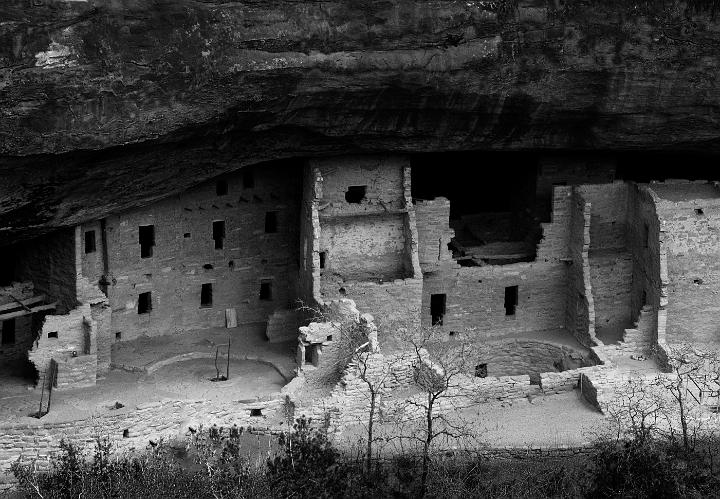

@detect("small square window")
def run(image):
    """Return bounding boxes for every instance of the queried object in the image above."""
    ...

[84,230,97,254]
[259,280,273,301]
[47,331,58,339]
[345,185,367,204]
[265,212,278,233]
[138,292,152,314]
[115,332,122,342]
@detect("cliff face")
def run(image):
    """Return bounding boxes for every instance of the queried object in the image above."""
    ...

[2,0,720,242]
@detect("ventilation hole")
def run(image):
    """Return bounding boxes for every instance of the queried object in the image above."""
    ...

[695,208,704,216]
[184,233,191,238]
[326,335,333,341]
[115,332,122,341]
[123,429,129,438]
[338,287,346,296]
[250,409,262,417]
[229,260,235,268]
[203,264,214,270]
[694,278,704,285]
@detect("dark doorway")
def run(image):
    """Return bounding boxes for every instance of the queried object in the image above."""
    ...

[84,230,96,254]
[213,221,225,249]
[201,283,213,308]
[430,294,446,326]
[1,319,15,345]
[265,212,278,233]
[260,280,273,301]
[504,286,518,316]
[138,292,152,314]
[139,225,155,258]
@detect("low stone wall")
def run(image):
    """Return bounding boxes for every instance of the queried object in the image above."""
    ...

[0,396,286,480]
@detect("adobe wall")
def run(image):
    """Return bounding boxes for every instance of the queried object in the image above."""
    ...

[650,181,720,345]
[311,156,407,217]
[420,187,573,338]
[575,183,629,251]
[14,229,77,314]
[104,164,302,341]
[415,197,455,272]
[565,192,594,347]
[27,302,97,387]
[535,156,616,220]
[320,277,423,336]
[79,220,105,288]
[627,185,662,335]
[298,165,322,305]
[319,214,408,280]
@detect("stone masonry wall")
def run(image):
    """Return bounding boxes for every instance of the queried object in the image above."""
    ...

[414,197,455,272]
[565,191,595,347]
[650,181,720,345]
[0,396,286,480]
[575,182,629,251]
[311,156,407,218]
[319,214,408,280]
[420,187,573,338]
[105,163,302,341]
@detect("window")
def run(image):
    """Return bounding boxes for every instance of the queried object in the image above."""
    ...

[319,251,327,269]
[184,232,191,239]
[265,211,278,233]
[243,169,255,188]
[475,363,488,378]
[259,280,273,301]
[430,294,446,326]
[84,230,96,254]
[115,332,122,342]
[213,221,225,249]
[504,285,518,316]
[304,345,314,364]
[1,319,15,345]
[216,180,228,196]
[201,283,213,307]
[47,331,58,339]
[345,185,367,204]
[137,292,152,314]
[695,208,704,216]
[139,225,155,258]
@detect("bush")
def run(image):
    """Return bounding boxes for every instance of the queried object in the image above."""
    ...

[589,438,718,499]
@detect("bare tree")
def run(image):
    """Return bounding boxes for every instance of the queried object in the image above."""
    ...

[653,343,720,450]
[397,326,479,498]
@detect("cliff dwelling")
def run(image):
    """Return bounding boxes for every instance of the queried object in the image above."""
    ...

[5,0,720,489]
